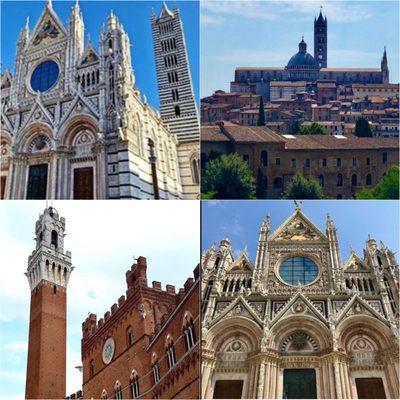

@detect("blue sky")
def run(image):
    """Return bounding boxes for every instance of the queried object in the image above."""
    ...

[202,200,399,263]
[0,200,199,399]
[0,0,199,109]
[201,0,399,96]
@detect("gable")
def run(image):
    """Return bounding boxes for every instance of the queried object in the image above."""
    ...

[270,209,327,242]
[79,44,99,67]
[227,252,253,273]
[29,4,67,49]
[344,252,370,272]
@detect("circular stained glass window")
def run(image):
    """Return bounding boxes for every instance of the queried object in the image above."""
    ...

[30,60,59,92]
[279,257,319,286]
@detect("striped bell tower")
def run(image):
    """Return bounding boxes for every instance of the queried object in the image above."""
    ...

[151,2,200,199]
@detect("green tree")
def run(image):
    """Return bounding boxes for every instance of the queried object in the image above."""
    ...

[202,154,256,199]
[290,120,301,135]
[257,96,265,126]
[356,166,399,199]
[299,122,327,135]
[354,117,373,137]
[284,174,324,199]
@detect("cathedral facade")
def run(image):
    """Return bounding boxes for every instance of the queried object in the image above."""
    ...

[201,205,399,399]
[230,11,390,100]
[0,1,199,199]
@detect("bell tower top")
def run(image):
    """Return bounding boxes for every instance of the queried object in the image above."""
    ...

[27,206,72,291]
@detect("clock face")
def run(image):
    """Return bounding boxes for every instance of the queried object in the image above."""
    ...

[102,337,115,365]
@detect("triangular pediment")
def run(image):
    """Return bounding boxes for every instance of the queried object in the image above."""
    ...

[227,251,253,273]
[59,93,99,128]
[29,3,67,48]
[79,43,99,66]
[335,295,389,326]
[344,252,370,272]
[269,207,327,242]
[20,97,54,131]
[211,296,263,328]
[271,292,328,327]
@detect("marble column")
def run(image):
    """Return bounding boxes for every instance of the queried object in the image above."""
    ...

[257,362,265,399]
[333,358,343,399]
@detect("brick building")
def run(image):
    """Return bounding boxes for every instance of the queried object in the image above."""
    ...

[201,123,398,199]
[79,257,200,399]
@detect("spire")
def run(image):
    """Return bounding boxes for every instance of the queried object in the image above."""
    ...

[25,16,30,31]
[108,9,118,30]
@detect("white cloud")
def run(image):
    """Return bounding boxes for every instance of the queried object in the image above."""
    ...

[201,13,225,26]
[201,0,373,23]
[0,201,200,397]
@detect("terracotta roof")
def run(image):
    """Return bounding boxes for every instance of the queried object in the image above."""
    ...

[284,135,398,150]
[201,125,285,144]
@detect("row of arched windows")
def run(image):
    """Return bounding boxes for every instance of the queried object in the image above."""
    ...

[345,278,375,292]
[158,22,174,34]
[164,54,178,68]
[167,71,179,84]
[222,278,252,293]
[161,38,176,52]
[77,70,100,89]
[98,314,197,399]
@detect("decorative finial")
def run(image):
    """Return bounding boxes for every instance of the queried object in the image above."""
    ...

[350,245,354,254]
[294,200,302,210]
[25,16,30,30]
[46,0,52,8]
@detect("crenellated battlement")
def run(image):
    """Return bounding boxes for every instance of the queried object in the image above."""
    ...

[82,258,199,341]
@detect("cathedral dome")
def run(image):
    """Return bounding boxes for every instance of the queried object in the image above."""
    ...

[287,37,317,68]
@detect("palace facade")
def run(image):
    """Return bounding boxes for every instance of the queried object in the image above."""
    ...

[201,205,399,399]
[1,1,199,199]
[201,123,399,199]
[230,11,390,100]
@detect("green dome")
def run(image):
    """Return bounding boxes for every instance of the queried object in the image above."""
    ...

[287,38,317,68]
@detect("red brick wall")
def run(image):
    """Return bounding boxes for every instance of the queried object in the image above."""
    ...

[26,281,66,399]
[81,263,199,399]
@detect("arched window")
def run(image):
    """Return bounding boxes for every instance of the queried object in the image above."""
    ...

[273,177,283,189]
[191,158,200,184]
[89,359,95,378]
[351,174,357,186]
[183,312,196,351]
[130,370,140,398]
[165,335,176,369]
[318,175,324,187]
[152,358,160,384]
[114,381,122,400]
[174,105,181,116]
[336,174,343,187]
[51,230,58,248]
[127,326,134,346]
[260,150,268,166]
[366,173,372,186]
[101,389,108,400]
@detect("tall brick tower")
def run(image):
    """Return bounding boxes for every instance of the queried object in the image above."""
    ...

[314,8,327,68]
[25,206,73,399]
